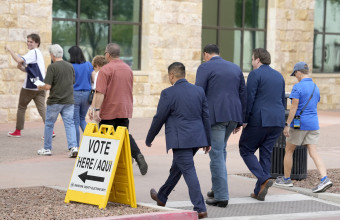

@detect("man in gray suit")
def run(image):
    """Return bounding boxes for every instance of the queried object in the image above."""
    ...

[196,44,247,207]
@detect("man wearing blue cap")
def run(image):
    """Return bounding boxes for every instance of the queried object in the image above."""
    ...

[274,62,333,193]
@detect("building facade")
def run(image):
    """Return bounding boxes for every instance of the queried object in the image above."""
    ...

[0,0,339,123]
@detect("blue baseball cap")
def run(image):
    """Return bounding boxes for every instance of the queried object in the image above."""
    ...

[291,62,309,76]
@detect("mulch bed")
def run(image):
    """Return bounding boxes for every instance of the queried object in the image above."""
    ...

[0,186,161,220]
[238,169,340,193]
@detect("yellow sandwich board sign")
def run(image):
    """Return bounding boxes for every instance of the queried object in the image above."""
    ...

[64,123,137,209]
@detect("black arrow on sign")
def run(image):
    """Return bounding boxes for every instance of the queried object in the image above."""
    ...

[78,171,105,183]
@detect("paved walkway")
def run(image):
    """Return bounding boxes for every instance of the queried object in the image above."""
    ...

[1,111,340,219]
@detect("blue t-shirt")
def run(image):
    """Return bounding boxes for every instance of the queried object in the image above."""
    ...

[289,78,320,130]
[72,61,93,91]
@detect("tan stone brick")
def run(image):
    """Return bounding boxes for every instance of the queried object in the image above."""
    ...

[2,68,18,81]
[8,29,29,42]
[0,54,9,68]
[150,83,168,95]
[277,0,286,8]
[296,10,308,20]
[133,75,149,83]
[24,4,51,17]
[0,28,9,41]
[178,14,201,26]
[285,9,292,20]
[192,50,201,60]
[0,15,18,28]
[10,3,24,14]
[0,1,9,14]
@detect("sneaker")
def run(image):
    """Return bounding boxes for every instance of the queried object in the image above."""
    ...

[37,148,52,156]
[312,177,333,193]
[41,131,56,140]
[136,154,148,175]
[275,176,293,187]
[8,129,21,137]
[69,147,79,158]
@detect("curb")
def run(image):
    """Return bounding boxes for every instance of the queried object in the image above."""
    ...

[47,186,197,220]
[273,185,340,204]
[79,210,198,220]
[233,176,340,205]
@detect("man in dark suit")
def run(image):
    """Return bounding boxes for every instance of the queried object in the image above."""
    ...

[239,48,285,201]
[146,62,211,219]
[195,44,247,207]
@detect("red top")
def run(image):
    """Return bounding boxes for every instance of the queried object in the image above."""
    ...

[96,59,133,120]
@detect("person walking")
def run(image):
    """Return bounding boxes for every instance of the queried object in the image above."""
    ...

[5,33,55,138]
[146,62,211,219]
[88,55,107,118]
[89,43,148,175]
[37,44,78,157]
[195,44,247,207]
[68,46,93,146]
[274,62,333,193]
[239,48,285,201]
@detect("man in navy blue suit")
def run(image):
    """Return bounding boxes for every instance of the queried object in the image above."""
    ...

[146,62,211,219]
[239,48,285,201]
[196,44,247,207]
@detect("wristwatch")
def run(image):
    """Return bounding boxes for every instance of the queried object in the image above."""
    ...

[285,122,288,126]
[95,108,100,111]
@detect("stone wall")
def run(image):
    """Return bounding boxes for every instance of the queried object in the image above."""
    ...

[133,0,203,117]
[1,0,339,124]
[0,0,52,123]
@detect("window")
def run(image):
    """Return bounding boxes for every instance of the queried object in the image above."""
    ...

[202,0,267,72]
[313,0,340,73]
[52,0,142,70]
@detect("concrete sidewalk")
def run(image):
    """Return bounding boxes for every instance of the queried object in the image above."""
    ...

[1,111,340,219]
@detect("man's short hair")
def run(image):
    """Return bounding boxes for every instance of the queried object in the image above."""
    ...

[253,48,271,65]
[27,33,40,47]
[49,44,63,58]
[168,62,186,78]
[299,69,309,74]
[203,44,219,55]
[92,55,107,67]
[106,43,120,58]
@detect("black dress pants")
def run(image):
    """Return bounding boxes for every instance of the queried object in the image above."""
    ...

[99,118,141,159]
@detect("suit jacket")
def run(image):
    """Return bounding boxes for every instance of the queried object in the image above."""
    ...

[245,64,285,127]
[195,56,247,126]
[146,79,211,152]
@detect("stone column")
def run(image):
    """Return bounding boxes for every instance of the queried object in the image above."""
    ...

[133,0,203,117]
[267,0,315,86]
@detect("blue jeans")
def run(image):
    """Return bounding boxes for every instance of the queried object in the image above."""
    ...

[209,121,238,201]
[44,104,78,150]
[73,90,91,146]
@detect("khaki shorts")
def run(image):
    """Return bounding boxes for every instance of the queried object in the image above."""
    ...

[286,128,320,145]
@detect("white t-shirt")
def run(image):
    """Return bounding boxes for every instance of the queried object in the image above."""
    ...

[21,48,45,90]
[92,70,99,90]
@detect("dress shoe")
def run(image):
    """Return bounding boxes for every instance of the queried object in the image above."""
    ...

[198,211,208,219]
[207,191,214,198]
[257,179,274,201]
[206,198,228,207]
[150,188,165,206]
